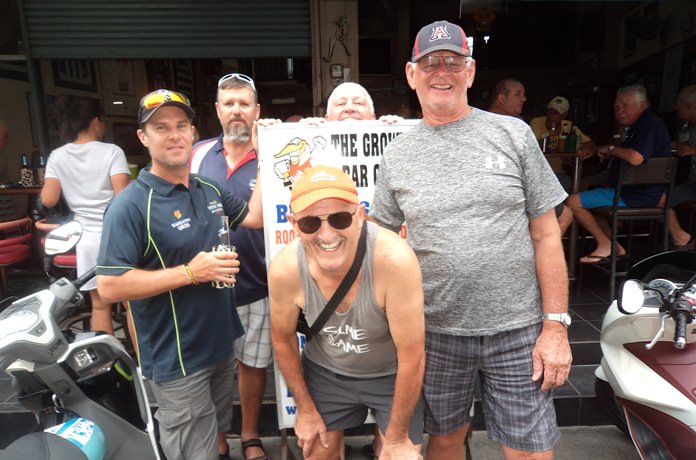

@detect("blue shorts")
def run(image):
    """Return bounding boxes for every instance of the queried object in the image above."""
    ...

[423,324,560,452]
[579,187,627,209]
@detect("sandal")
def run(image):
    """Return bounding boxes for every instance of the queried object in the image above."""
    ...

[241,438,270,460]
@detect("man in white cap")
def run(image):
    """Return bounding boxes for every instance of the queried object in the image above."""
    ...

[530,96,595,159]
[371,19,572,460]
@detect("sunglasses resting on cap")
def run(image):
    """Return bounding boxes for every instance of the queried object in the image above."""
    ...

[138,89,195,124]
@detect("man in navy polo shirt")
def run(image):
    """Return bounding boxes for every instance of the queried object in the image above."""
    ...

[190,72,276,460]
[567,84,672,263]
[96,89,263,460]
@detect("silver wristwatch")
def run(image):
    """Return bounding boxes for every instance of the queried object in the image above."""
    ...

[542,312,572,328]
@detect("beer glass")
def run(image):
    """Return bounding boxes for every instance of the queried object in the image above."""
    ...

[212,215,235,289]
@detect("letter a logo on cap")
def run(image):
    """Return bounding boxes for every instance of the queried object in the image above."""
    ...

[430,25,451,41]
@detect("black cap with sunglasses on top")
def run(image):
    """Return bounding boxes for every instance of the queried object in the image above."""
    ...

[411,20,470,62]
[138,89,195,125]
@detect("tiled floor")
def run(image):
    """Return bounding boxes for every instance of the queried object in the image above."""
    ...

[0,260,622,446]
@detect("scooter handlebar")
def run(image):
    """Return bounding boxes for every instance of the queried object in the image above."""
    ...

[673,301,691,349]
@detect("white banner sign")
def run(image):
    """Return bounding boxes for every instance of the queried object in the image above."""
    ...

[258,120,417,429]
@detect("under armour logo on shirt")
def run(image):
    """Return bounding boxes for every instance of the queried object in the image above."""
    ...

[485,155,506,169]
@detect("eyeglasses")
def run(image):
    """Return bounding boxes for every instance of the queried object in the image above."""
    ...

[295,209,357,234]
[217,73,256,91]
[416,55,470,73]
[140,90,191,110]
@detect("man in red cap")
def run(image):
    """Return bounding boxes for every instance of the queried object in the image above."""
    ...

[371,20,571,460]
[269,165,425,460]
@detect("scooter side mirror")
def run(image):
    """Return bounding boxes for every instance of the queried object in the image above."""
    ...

[618,279,645,314]
[44,221,82,256]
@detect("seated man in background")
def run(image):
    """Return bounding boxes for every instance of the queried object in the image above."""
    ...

[666,84,696,249]
[530,96,596,159]
[566,84,672,263]
[487,78,527,118]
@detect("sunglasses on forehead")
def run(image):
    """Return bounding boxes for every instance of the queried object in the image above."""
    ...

[141,90,191,110]
[217,73,256,90]
[295,209,358,234]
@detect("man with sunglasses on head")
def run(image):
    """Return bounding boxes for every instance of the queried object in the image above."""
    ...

[190,72,277,460]
[96,89,263,460]
[269,165,425,460]
[370,21,571,460]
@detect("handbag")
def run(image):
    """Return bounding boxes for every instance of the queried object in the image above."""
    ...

[296,223,368,342]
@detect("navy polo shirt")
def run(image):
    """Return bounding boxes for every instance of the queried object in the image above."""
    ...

[97,169,246,382]
[608,109,671,207]
[192,136,267,306]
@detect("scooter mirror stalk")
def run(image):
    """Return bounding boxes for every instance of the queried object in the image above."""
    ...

[618,279,645,314]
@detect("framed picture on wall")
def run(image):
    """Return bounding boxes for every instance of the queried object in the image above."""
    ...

[102,60,136,96]
[52,60,98,92]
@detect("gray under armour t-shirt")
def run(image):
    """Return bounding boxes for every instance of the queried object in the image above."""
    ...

[371,108,567,336]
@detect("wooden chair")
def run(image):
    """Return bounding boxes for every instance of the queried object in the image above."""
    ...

[0,217,33,296]
[580,157,678,298]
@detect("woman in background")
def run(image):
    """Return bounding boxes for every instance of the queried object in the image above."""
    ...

[41,95,130,334]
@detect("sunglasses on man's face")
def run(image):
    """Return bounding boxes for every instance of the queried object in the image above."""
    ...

[295,209,358,234]
[217,73,256,91]
[417,55,470,73]
[141,90,191,110]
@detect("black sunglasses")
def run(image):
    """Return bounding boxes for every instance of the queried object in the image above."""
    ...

[295,209,357,234]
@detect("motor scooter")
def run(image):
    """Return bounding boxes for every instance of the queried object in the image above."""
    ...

[0,221,159,460]
[595,250,696,460]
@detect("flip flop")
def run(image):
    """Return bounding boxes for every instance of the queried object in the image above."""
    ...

[580,255,610,264]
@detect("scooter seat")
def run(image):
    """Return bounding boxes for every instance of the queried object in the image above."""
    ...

[0,431,90,460]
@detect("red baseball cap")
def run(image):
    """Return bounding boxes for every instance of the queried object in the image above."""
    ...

[411,20,470,62]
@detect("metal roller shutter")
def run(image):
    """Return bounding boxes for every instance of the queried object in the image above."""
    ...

[21,0,310,59]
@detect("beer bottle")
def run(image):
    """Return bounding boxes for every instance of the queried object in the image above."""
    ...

[19,154,34,187]
[36,154,46,185]
[678,121,690,143]
[547,122,559,154]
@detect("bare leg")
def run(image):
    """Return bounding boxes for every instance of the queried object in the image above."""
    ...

[502,445,553,460]
[239,362,267,459]
[426,424,469,460]
[668,208,692,246]
[304,430,344,460]
[566,194,624,261]
[557,205,573,235]
[218,432,229,456]
[90,289,114,335]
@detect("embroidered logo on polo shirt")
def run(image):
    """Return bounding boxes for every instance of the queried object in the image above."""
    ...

[171,210,191,231]
[207,200,223,214]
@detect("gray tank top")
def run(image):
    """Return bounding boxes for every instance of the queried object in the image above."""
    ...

[299,221,397,378]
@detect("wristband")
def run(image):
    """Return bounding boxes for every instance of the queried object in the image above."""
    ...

[184,264,199,285]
